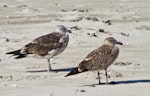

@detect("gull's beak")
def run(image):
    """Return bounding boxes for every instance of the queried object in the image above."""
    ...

[66,27,72,33]
[117,41,123,45]
[67,29,72,33]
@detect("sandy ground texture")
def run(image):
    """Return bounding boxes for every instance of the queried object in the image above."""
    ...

[0,0,150,96]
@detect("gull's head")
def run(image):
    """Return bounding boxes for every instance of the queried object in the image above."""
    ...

[54,25,68,33]
[104,37,123,46]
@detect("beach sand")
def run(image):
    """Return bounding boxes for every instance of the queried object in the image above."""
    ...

[0,0,150,96]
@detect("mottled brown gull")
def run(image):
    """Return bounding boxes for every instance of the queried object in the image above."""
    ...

[6,25,69,72]
[65,37,123,84]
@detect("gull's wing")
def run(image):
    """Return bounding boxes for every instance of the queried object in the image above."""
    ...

[78,45,119,71]
[6,32,64,58]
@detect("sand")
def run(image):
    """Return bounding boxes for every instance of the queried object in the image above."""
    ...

[0,0,150,96]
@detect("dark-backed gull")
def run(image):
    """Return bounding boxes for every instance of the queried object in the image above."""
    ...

[6,25,69,72]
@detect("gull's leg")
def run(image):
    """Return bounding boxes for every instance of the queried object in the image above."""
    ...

[47,58,52,72]
[105,69,108,84]
[97,71,101,84]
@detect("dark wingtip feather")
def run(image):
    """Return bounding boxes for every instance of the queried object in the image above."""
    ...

[65,67,80,77]
[6,49,21,55]
[6,49,27,59]
[6,51,14,54]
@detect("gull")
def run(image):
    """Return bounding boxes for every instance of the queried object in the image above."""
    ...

[6,25,69,72]
[65,37,123,84]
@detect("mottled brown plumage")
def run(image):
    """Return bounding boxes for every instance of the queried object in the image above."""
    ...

[22,32,64,56]
[6,25,69,72]
[65,37,123,84]
[79,45,119,71]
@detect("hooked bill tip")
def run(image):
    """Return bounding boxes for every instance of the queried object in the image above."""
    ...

[117,41,123,45]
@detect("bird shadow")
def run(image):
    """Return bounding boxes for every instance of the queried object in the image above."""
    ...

[112,79,150,84]
[82,79,150,87]
[27,70,47,73]
[27,67,75,73]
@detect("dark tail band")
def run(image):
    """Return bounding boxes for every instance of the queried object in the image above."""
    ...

[15,54,26,59]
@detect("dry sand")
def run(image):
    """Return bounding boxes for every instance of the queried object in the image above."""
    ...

[0,0,150,96]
